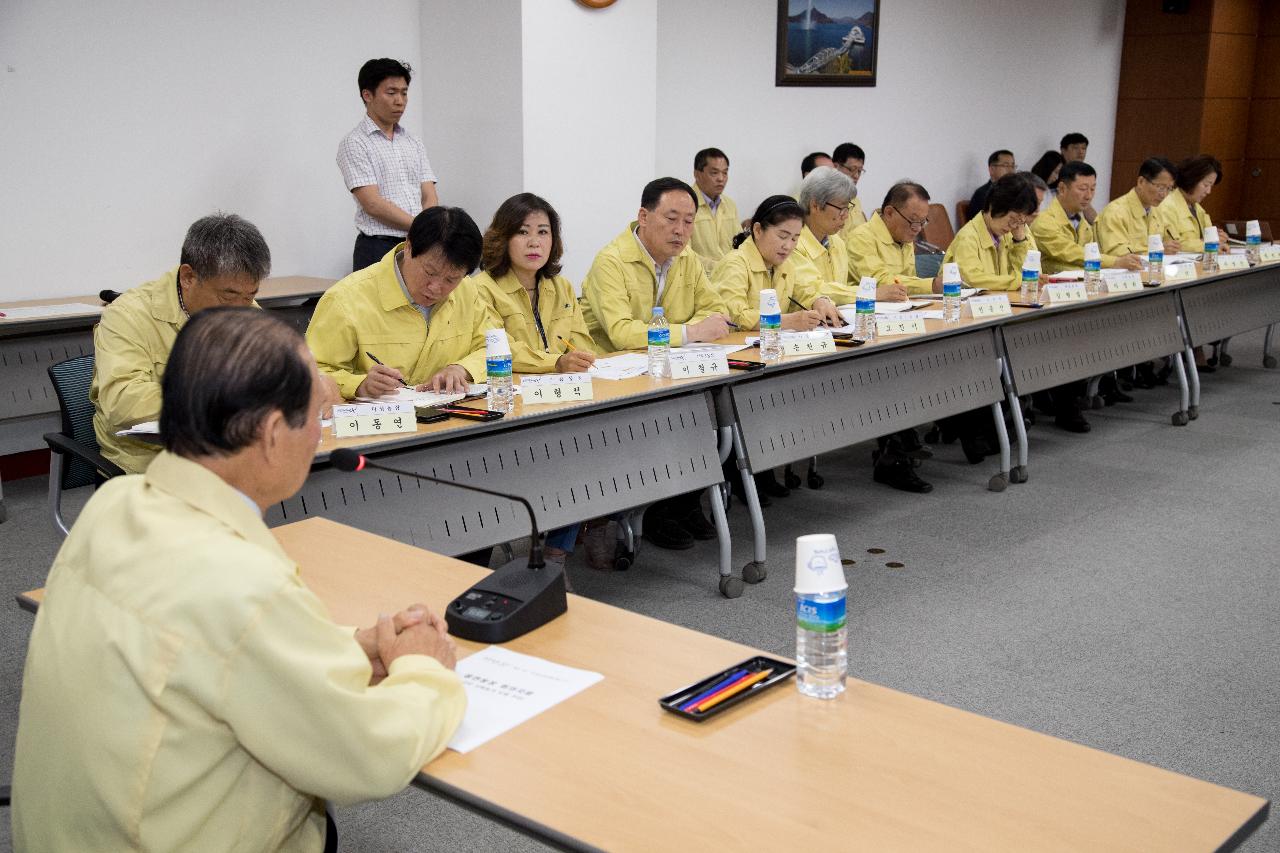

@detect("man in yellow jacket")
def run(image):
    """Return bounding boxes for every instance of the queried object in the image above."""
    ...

[1096,157,1181,257]
[90,214,272,474]
[1032,162,1143,274]
[307,206,493,398]
[846,181,939,298]
[689,147,740,274]
[15,308,465,852]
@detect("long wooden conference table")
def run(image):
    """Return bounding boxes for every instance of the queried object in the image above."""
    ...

[263,257,1280,597]
[18,516,1268,850]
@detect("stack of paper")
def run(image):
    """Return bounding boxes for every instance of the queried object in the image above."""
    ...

[356,384,486,405]
[590,353,650,380]
[0,302,103,321]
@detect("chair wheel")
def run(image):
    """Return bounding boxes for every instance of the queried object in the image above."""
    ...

[742,561,767,584]
[1188,405,1199,420]
[613,546,633,571]
[719,575,745,598]
[1220,353,1233,367]
[1265,355,1277,369]
[1171,411,1189,426]
[783,469,802,489]
[988,473,1008,492]
[1091,395,1105,410]
[1010,466,1028,484]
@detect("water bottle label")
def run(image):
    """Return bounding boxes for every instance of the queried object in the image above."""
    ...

[1021,269,1037,282]
[1247,235,1261,246]
[760,312,781,330]
[1204,243,1219,254]
[1149,251,1163,265]
[647,328,670,346]
[485,356,512,378]
[1084,259,1101,272]
[942,282,961,297]
[855,298,874,314]
[797,595,847,633]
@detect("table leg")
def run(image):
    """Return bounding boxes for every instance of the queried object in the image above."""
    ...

[731,424,767,581]
[1184,346,1201,420]
[1263,324,1277,369]
[999,357,1029,484]
[1171,352,1191,426]
[706,484,743,598]
[988,401,1010,492]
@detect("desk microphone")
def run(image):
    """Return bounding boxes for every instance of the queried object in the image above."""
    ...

[328,448,567,643]
[99,289,122,305]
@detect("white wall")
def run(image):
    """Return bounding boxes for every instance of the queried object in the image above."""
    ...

[655,0,1126,227]
[0,0,422,301]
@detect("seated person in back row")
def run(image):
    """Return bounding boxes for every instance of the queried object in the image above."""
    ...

[1095,157,1182,258]
[307,206,492,399]
[689,147,740,274]
[967,150,1017,222]
[91,214,271,474]
[832,141,869,232]
[581,177,733,551]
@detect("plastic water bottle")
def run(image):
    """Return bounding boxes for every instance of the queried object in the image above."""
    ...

[484,329,514,413]
[794,534,847,699]
[1084,242,1103,297]
[941,262,962,324]
[758,288,782,363]
[1147,234,1164,286]
[1020,249,1041,304]
[854,276,877,342]
[647,306,670,378]
[1246,220,1262,266]
[1202,226,1219,274]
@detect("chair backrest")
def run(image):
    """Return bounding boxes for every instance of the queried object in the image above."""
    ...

[47,354,101,490]
[955,200,970,227]
[1221,220,1273,243]
[922,203,955,251]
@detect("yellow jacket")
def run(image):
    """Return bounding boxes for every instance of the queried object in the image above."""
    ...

[474,269,596,373]
[711,237,823,330]
[845,213,935,294]
[943,213,1036,291]
[13,452,465,852]
[690,189,741,274]
[837,196,869,244]
[581,225,727,351]
[1031,197,1120,274]
[792,225,859,303]
[1159,191,1212,253]
[1096,188,1165,257]
[306,245,492,398]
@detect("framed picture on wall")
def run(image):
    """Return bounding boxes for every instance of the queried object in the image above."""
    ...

[776,0,880,87]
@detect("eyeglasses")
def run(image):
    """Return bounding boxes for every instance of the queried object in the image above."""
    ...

[1008,215,1031,228]
[823,202,851,218]
[889,204,929,230]
[1145,180,1175,195]
[837,162,865,179]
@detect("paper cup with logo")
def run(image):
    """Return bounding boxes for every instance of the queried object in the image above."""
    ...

[942,262,961,284]
[759,288,780,315]
[1246,220,1262,238]
[1023,249,1041,272]
[795,534,847,594]
[1203,226,1219,245]
[1147,234,1164,254]
[1084,242,1101,263]
[485,328,512,357]
[856,276,877,300]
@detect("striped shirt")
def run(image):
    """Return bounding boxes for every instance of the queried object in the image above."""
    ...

[336,115,437,238]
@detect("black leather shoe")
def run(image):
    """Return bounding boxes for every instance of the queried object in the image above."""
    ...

[643,518,695,550]
[756,471,790,498]
[873,461,934,493]
[1102,389,1134,405]
[783,466,802,489]
[1055,413,1092,433]
[1195,363,1216,374]
[960,435,992,464]
[680,509,717,541]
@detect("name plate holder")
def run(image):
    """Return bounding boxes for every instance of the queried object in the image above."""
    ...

[1042,282,1089,304]
[668,349,731,379]
[780,330,837,356]
[874,314,927,336]
[332,402,417,438]
[966,294,1012,318]
[1103,273,1143,294]
[520,372,593,403]
[1259,246,1280,264]
[1165,263,1197,282]
[1217,253,1250,271]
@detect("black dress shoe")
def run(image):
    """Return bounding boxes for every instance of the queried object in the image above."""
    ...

[1195,363,1216,374]
[1055,413,1092,433]
[1133,364,1158,389]
[783,465,802,489]
[756,470,790,498]
[873,461,934,493]
[1102,388,1134,405]
[680,509,717,541]
[960,434,992,464]
[643,518,695,550]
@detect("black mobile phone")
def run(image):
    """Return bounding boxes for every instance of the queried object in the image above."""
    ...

[437,406,505,422]
[415,410,449,424]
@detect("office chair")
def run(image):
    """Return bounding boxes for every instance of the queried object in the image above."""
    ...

[44,354,125,536]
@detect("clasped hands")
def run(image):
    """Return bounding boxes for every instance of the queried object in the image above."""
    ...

[354,603,458,684]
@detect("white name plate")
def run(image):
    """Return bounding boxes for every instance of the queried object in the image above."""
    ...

[875,314,927,336]
[780,330,836,356]
[1103,273,1143,293]
[1042,282,1088,304]
[667,348,731,378]
[1217,253,1250,271]
[1165,264,1197,282]
[521,372,593,403]
[332,402,416,438]
[966,294,1012,318]
[1259,246,1280,264]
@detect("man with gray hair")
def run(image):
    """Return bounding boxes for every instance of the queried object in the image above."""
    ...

[91,213,272,473]
[792,166,862,306]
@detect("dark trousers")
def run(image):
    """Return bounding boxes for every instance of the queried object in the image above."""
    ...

[353,233,403,272]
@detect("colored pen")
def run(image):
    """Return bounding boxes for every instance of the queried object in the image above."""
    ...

[725,320,739,329]
[695,668,774,713]
[790,296,835,328]
[364,351,410,387]
[679,669,748,712]
[556,334,576,353]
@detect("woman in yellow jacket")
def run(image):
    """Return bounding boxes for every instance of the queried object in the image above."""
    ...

[1160,155,1222,253]
[941,173,1038,291]
[474,193,597,569]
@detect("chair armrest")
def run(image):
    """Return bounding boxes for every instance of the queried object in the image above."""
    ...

[43,433,126,480]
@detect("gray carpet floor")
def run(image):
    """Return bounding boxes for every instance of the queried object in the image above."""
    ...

[0,328,1276,851]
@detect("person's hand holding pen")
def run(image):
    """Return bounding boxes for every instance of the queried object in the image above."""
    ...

[880,277,909,302]
[785,295,832,331]
[686,313,734,342]
[555,336,596,373]
[358,351,409,398]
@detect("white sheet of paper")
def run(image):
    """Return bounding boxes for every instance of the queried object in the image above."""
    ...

[0,302,103,321]
[590,352,651,380]
[680,343,756,356]
[448,646,604,754]
[1166,253,1200,264]
[116,421,160,436]
[355,384,486,405]
[1046,269,1086,282]
[911,309,946,320]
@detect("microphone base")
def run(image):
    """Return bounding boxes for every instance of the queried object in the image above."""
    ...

[445,556,568,643]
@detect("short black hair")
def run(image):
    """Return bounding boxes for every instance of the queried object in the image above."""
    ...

[162,308,312,459]
[640,177,699,212]
[882,181,930,210]
[358,58,412,99]
[800,152,831,177]
[406,206,483,272]
[1060,132,1089,149]
[1139,157,1176,182]
[1057,161,1097,186]
[733,195,805,249]
[694,148,729,172]
[179,214,271,282]
[985,174,1038,217]
[1175,155,1223,192]
[832,142,866,164]
[988,149,1015,166]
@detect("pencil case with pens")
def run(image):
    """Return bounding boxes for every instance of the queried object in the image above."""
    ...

[659,655,795,722]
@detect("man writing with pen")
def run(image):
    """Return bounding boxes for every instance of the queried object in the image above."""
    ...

[306,206,495,398]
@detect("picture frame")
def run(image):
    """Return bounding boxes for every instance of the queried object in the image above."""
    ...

[776,0,880,87]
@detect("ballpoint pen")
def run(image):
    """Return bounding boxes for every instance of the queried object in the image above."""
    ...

[789,295,834,327]
[364,351,410,387]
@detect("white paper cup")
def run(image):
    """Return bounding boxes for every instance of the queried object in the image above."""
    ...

[759,288,780,314]
[1203,226,1219,244]
[1147,234,1164,254]
[1024,249,1041,272]
[1246,219,1261,237]
[857,276,877,299]
[942,262,961,283]
[1084,242,1101,262]
[485,328,512,357]
[795,534,847,594]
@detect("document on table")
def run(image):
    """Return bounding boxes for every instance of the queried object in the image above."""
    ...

[355,384,486,405]
[680,343,756,356]
[0,302,103,320]
[911,289,981,301]
[837,301,928,326]
[590,352,651,380]
[448,646,604,754]
[1046,269,1085,282]
[116,421,160,436]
